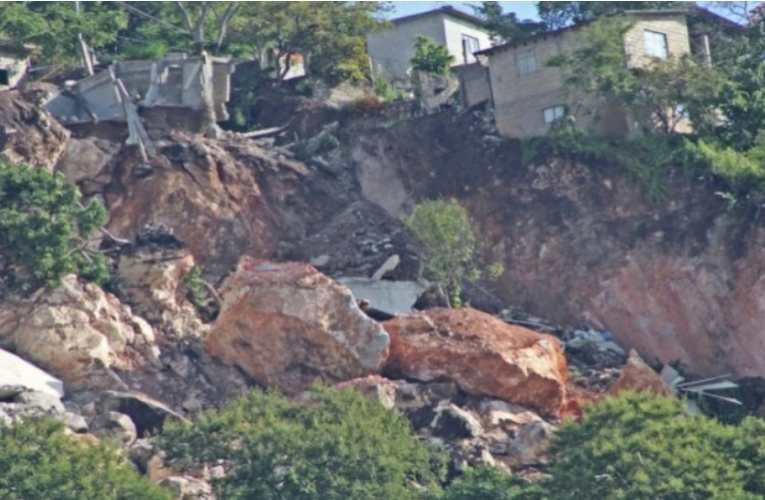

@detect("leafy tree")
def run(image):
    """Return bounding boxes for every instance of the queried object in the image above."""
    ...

[472,1,541,43]
[536,1,688,30]
[0,2,126,73]
[158,387,441,500]
[402,199,503,308]
[542,391,765,499]
[0,161,109,288]
[0,418,169,500]
[435,466,543,500]
[229,2,388,86]
[410,36,455,76]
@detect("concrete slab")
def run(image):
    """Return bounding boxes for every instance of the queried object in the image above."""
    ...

[339,278,426,315]
[0,348,64,398]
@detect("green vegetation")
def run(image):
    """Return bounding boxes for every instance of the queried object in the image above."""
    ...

[402,199,503,308]
[0,418,169,500]
[158,387,441,500]
[410,36,455,76]
[433,466,543,500]
[536,1,687,29]
[0,161,110,289]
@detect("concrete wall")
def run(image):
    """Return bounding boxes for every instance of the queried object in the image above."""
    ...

[367,13,491,82]
[488,14,692,138]
[455,62,492,108]
[0,56,28,91]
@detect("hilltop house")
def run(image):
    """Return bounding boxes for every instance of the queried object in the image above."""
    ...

[473,9,734,138]
[367,6,492,84]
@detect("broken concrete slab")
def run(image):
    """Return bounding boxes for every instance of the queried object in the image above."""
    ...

[0,348,64,399]
[338,277,425,315]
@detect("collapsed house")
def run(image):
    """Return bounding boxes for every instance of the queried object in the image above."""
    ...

[44,53,237,154]
[0,45,33,91]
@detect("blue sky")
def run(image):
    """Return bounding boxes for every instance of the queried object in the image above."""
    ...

[389,1,540,21]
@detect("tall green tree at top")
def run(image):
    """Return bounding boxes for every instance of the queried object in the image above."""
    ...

[537,1,689,29]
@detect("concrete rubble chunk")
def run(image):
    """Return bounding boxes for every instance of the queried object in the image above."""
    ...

[0,348,64,398]
[204,257,390,394]
[90,411,138,447]
[100,390,186,437]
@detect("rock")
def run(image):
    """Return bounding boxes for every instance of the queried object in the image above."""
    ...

[0,275,160,390]
[431,403,484,439]
[0,348,64,398]
[384,308,569,419]
[158,476,213,500]
[100,391,186,437]
[61,412,89,433]
[610,349,673,397]
[508,421,554,466]
[0,91,70,168]
[90,411,138,447]
[335,375,401,410]
[55,137,120,192]
[478,400,543,429]
[371,254,400,280]
[204,258,390,394]
[309,254,330,268]
[129,439,156,474]
[14,391,65,415]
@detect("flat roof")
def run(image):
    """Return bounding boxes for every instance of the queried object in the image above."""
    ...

[389,6,487,28]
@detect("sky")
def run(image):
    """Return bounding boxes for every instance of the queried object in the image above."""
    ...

[389,1,540,21]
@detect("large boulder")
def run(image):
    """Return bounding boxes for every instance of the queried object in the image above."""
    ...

[0,275,160,390]
[204,257,390,394]
[0,91,69,168]
[383,308,569,419]
[610,349,673,397]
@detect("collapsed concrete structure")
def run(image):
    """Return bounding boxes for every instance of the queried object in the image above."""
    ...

[44,54,237,155]
[0,46,32,91]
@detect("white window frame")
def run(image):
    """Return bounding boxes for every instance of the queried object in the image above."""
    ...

[543,105,566,124]
[643,30,669,59]
[514,49,538,76]
[461,34,480,60]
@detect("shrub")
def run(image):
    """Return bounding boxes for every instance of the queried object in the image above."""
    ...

[0,161,109,288]
[411,36,454,76]
[158,386,441,499]
[542,391,765,499]
[435,466,543,500]
[0,418,169,500]
[682,140,765,198]
[402,198,503,308]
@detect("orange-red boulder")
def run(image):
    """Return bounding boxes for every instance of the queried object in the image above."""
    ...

[383,308,569,419]
[204,257,390,394]
[610,349,673,397]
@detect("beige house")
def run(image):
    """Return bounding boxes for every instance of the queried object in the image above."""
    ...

[0,46,32,91]
[475,10,714,138]
[367,6,493,83]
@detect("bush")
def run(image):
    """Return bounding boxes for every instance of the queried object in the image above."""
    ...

[0,418,169,500]
[158,386,441,500]
[402,199,503,308]
[683,140,765,198]
[542,391,765,499]
[435,466,543,500]
[0,161,109,288]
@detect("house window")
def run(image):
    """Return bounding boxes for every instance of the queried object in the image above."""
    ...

[514,50,538,76]
[461,34,480,63]
[0,69,9,86]
[644,30,669,59]
[543,105,566,124]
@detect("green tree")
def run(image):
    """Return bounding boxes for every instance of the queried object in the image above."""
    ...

[229,2,388,86]
[158,387,441,500]
[0,2,126,73]
[472,1,541,43]
[542,391,765,499]
[410,36,455,76]
[0,161,109,288]
[435,466,543,500]
[402,199,502,308]
[537,1,688,30]
[0,418,169,500]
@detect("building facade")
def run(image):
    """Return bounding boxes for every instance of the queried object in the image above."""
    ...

[367,6,493,83]
[477,11,696,138]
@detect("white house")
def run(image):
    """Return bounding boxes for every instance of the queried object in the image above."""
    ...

[367,6,492,82]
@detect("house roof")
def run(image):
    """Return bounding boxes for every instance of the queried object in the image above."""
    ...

[389,6,487,28]
[475,7,735,57]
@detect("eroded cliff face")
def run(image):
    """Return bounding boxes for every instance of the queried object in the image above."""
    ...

[345,110,765,379]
